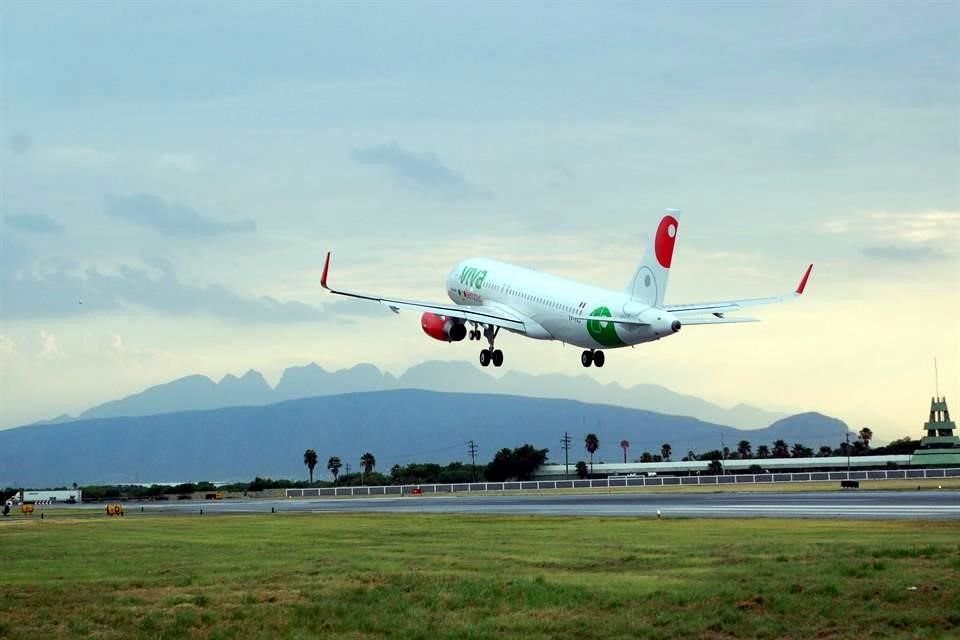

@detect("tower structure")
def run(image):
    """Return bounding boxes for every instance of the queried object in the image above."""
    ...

[911,397,960,466]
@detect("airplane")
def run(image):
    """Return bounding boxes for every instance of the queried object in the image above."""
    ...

[321,210,813,369]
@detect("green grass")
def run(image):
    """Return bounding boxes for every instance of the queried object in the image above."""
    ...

[1,514,958,639]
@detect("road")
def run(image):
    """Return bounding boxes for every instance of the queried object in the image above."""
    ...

[78,490,960,520]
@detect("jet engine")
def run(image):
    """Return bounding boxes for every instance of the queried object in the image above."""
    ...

[420,312,467,342]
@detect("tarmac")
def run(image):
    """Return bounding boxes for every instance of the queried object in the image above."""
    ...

[67,489,960,520]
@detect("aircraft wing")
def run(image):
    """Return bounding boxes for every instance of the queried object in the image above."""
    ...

[664,264,813,319]
[320,252,527,332]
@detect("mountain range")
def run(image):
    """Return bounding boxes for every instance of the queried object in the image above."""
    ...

[0,389,847,487]
[38,360,789,430]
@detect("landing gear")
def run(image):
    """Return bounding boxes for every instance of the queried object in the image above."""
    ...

[478,325,503,367]
[469,327,482,341]
[581,350,604,368]
[479,348,503,367]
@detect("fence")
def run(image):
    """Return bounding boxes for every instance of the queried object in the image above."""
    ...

[285,467,960,498]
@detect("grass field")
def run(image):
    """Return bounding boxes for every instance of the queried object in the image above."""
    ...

[1,514,958,640]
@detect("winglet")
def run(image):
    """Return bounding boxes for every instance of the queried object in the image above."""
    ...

[795,263,813,295]
[321,251,332,290]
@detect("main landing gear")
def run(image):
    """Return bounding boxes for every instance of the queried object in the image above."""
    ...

[477,324,503,367]
[581,349,605,368]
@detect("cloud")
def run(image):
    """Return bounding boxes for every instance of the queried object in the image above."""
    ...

[861,245,949,262]
[104,193,256,237]
[39,330,64,359]
[5,214,63,234]
[6,133,32,155]
[0,253,376,324]
[352,142,488,199]
[155,153,201,173]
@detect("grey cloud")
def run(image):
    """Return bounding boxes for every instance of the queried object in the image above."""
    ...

[104,193,256,237]
[6,133,32,155]
[5,214,63,234]
[0,255,374,324]
[861,245,949,262]
[352,143,489,199]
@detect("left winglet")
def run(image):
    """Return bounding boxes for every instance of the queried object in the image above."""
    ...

[795,263,813,295]
[321,251,332,290]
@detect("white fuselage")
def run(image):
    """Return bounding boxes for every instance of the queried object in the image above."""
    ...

[445,258,680,350]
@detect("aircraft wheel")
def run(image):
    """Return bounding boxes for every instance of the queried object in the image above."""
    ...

[492,349,504,367]
[479,349,491,367]
[594,350,605,368]
[581,350,593,367]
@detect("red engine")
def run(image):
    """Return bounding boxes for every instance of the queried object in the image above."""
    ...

[421,312,467,342]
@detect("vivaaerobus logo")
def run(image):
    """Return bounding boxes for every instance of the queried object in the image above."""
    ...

[459,266,488,289]
[586,306,625,347]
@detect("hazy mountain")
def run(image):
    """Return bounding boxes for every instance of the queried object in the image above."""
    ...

[275,362,393,401]
[0,390,849,487]
[79,375,220,420]
[61,361,788,430]
[762,412,851,445]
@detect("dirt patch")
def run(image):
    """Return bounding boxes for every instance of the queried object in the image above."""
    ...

[735,595,765,611]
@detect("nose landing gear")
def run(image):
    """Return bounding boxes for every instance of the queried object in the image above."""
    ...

[581,350,604,368]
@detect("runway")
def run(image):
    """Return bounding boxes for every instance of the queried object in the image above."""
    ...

[89,490,960,520]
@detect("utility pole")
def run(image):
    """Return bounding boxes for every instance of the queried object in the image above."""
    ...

[720,433,727,475]
[846,431,851,480]
[467,440,478,482]
[561,432,572,479]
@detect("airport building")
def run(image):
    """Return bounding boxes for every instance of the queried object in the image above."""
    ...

[911,396,960,466]
[535,455,912,480]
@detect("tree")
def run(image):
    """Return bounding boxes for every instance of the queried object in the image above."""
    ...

[640,451,653,463]
[360,452,376,474]
[818,445,833,457]
[620,440,630,463]
[755,445,770,459]
[327,456,342,484]
[575,461,589,479]
[303,449,318,483]
[737,440,752,459]
[686,449,698,461]
[772,440,790,458]
[484,444,549,481]
[791,443,813,458]
[858,427,873,449]
[661,443,672,461]
[584,433,599,474]
[707,459,723,475]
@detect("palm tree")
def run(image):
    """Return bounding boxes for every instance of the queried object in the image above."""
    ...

[584,433,599,474]
[303,449,318,483]
[755,445,770,459]
[818,445,833,457]
[661,443,672,461]
[858,427,873,449]
[620,440,630,463]
[791,443,813,458]
[327,456,342,484]
[772,439,790,458]
[360,452,376,474]
[737,440,752,458]
[575,461,589,479]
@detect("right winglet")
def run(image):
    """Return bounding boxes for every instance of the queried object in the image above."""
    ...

[321,251,332,290]
[795,263,813,295]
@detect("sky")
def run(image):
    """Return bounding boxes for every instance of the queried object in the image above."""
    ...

[1,1,958,442]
